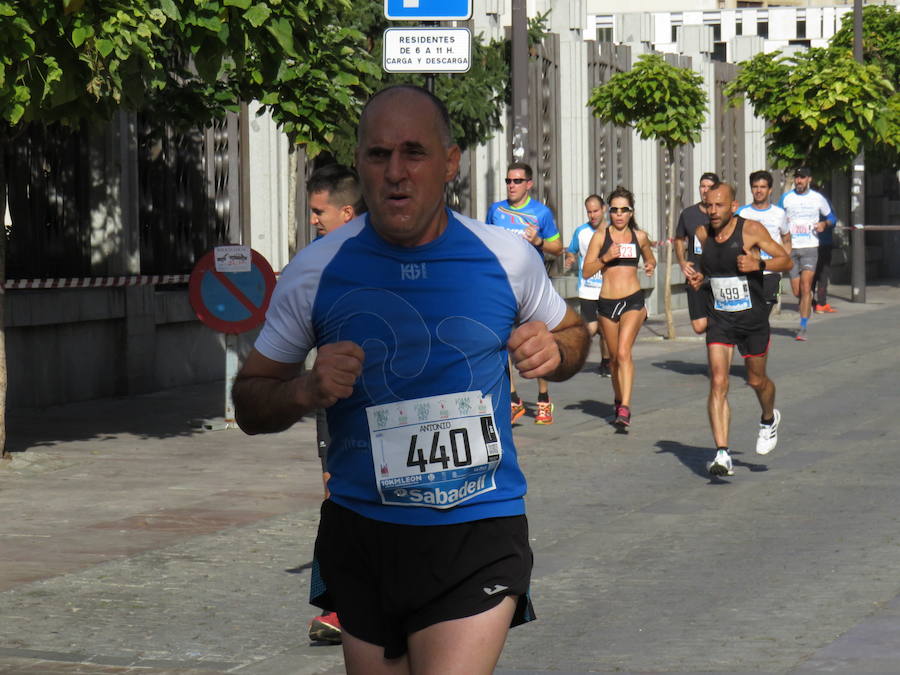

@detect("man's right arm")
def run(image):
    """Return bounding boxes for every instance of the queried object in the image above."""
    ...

[674,211,692,273]
[233,343,364,435]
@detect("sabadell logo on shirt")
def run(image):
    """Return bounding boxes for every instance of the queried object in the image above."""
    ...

[397,473,488,505]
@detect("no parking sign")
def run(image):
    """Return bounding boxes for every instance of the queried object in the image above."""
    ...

[189,246,276,334]
[188,246,277,428]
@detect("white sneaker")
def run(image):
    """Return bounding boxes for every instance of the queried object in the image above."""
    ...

[707,449,734,476]
[756,409,781,455]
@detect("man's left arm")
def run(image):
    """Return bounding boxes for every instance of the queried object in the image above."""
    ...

[739,221,791,274]
[508,306,589,383]
[816,196,837,233]
[536,210,563,256]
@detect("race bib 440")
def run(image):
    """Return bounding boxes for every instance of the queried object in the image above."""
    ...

[366,392,502,509]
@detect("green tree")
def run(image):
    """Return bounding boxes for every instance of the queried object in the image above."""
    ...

[0,0,378,455]
[324,3,550,163]
[588,53,707,340]
[0,0,378,152]
[831,4,900,88]
[724,47,899,174]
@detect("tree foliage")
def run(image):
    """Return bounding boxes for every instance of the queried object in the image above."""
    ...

[831,4,900,89]
[724,47,899,172]
[0,0,379,156]
[587,53,707,152]
[324,4,550,161]
[587,52,707,341]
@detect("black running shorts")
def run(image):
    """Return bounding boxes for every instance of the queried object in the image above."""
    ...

[315,408,330,471]
[310,500,535,659]
[706,318,770,358]
[685,283,709,321]
[597,289,645,322]
[762,273,781,306]
[579,298,599,323]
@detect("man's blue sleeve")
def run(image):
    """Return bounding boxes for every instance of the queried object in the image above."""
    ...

[540,209,560,240]
[823,199,837,227]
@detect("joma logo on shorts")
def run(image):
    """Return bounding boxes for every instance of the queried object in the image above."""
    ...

[401,263,427,280]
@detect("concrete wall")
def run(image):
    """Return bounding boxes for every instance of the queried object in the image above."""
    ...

[4,287,239,409]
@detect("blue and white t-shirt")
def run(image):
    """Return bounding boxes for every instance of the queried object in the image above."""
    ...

[778,189,836,250]
[255,209,567,526]
[566,222,603,300]
[736,203,788,274]
[485,196,560,248]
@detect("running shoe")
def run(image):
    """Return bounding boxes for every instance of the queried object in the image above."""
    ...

[756,409,781,455]
[511,400,526,424]
[597,360,612,378]
[534,400,554,425]
[794,327,808,342]
[614,404,631,427]
[815,303,837,314]
[308,611,342,644]
[707,449,734,476]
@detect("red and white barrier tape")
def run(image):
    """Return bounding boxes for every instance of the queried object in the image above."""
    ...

[3,274,190,291]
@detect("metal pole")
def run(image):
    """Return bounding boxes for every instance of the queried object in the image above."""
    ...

[851,0,866,303]
[224,333,239,428]
[511,0,528,162]
[424,21,437,93]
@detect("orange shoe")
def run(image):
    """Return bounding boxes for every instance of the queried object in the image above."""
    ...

[511,400,526,423]
[815,303,837,314]
[534,400,554,425]
[309,611,342,644]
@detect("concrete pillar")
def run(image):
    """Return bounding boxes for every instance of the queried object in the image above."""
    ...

[245,102,291,273]
[90,111,140,277]
[550,0,591,246]
[124,286,156,395]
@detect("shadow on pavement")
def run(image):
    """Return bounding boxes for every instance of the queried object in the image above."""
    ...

[651,359,751,378]
[772,326,798,338]
[655,439,714,479]
[6,381,224,452]
[655,440,769,483]
[564,398,616,420]
[651,359,707,376]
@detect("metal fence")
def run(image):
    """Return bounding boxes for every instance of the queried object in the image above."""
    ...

[713,60,745,204]
[587,41,633,198]
[4,113,240,280]
[5,123,93,279]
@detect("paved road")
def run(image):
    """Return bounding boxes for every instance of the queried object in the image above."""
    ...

[1,282,899,674]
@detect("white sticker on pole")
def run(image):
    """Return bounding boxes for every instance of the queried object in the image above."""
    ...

[214,245,252,273]
[383,28,471,73]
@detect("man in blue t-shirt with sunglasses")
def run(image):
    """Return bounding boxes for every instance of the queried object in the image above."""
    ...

[486,162,562,425]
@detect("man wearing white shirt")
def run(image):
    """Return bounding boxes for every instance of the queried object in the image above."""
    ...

[778,167,836,341]
[737,171,791,312]
[565,194,611,376]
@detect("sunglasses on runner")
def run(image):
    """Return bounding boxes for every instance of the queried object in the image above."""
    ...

[608,206,633,214]
[505,178,528,184]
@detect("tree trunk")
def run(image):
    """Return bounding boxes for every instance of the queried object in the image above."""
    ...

[663,146,678,340]
[0,154,7,458]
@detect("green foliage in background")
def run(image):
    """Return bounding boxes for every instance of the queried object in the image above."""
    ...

[831,4,900,88]
[725,47,899,172]
[587,53,707,152]
[0,0,378,156]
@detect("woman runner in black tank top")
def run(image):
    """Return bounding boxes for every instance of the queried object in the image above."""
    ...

[598,227,639,268]
[582,187,656,428]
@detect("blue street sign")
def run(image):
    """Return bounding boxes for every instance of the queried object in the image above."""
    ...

[384,0,472,21]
